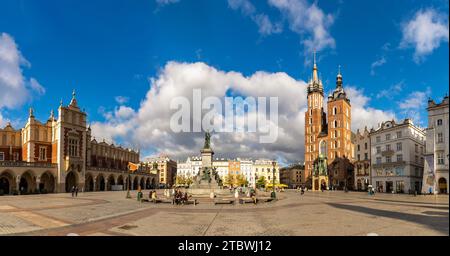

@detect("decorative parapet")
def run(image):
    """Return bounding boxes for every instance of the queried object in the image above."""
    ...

[0,161,57,168]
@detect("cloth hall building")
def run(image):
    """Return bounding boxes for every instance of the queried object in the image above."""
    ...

[0,92,158,195]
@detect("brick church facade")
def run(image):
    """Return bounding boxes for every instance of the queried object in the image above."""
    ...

[304,54,354,190]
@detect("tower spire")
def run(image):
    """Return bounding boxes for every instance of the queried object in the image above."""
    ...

[336,65,343,88]
[312,49,319,83]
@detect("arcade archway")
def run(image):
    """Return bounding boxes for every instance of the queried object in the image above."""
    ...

[0,171,14,195]
[85,174,94,192]
[65,171,77,192]
[96,175,106,191]
[20,171,35,194]
[133,176,139,190]
[40,172,55,193]
[107,175,115,191]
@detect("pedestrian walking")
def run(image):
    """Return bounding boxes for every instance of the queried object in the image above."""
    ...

[75,186,79,197]
[71,186,75,197]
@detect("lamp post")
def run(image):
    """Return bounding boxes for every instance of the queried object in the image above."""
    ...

[271,161,277,199]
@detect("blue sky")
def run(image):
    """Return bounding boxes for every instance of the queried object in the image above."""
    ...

[0,0,448,163]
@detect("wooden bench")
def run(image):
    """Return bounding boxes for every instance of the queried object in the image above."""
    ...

[239,197,257,204]
[183,199,198,205]
[214,198,235,205]
[150,198,174,204]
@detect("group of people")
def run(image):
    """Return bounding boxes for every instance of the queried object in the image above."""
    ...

[71,186,79,197]
[173,189,190,205]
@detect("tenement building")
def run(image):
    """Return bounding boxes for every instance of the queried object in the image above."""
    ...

[304,54,354,191]
[279,163,305,189]
[0,92,157,195]
[143,155,177,187]
[354,127,371,190]
[422,95,449,194]
[370,119,425,193]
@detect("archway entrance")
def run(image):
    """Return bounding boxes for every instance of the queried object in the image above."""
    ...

[65,171,77,192]
[140,178,145,190]
[85,174,94,192]
[20,172,35,194]
[96,176,105,191]
[133,177,139,190]
[438,178,447,194]
[40,172,55,193]
[117,176,124,190]
[146,178,150,189]
[0,177,10,195]
[107,175,115,191]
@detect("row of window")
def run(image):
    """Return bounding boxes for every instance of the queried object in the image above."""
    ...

[357,143,368,151]
[0,152,20,161]
[375,155,423,164]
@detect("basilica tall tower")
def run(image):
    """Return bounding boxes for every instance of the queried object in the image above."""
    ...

[326,68,353,162]
[304,52,326,181]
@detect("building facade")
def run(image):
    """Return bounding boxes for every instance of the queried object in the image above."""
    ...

[370,119,425,193]
[279,164,305,188]
[304,55,354,190]
[239,159,255,188]
[422,96,449,194]
[144,155,177,187]
[0,92,157,195]
[253,159,279,188]
[354,127,371,190]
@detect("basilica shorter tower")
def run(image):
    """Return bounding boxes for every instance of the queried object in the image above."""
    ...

[304,54,354,190]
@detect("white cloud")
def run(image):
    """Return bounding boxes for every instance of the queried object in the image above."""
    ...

[155,0,179,6]
[268,0,335,52]
[29,77,45,95]
[398,88,431,110]
[115,96,129,105]
[0,32,44,110]
[0,112,6,127]
[228,0,282,36]
[228,0,335,52]
[0,33,30,109]
[400,9,449,63]
[376,81,404,99]
[92,61,394,164]
[346,86,396,131]
[370,56,386,76]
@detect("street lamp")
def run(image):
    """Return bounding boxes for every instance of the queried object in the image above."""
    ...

[271,161,277,199]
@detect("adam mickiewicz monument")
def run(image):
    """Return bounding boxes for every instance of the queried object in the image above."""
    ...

[190,132,223,194]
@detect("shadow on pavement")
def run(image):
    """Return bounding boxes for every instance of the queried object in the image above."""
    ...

[326,202,449,235]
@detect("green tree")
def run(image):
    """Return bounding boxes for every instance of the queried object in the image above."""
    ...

[256,176,266,188]
[235,174,248,187]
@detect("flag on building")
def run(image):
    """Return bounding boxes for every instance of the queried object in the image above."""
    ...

[128,162,140,172]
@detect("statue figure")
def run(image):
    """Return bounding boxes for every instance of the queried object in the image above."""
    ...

[204,131,211,149]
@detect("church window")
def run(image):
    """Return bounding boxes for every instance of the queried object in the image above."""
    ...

[39,146,47,161]
[68,138,79,157]
[334,141,338,148]
[334,120,338,128]
[437,119,443,126]
[333,107,337,115]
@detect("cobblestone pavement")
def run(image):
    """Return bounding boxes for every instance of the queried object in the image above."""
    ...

[0,190,448,236]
